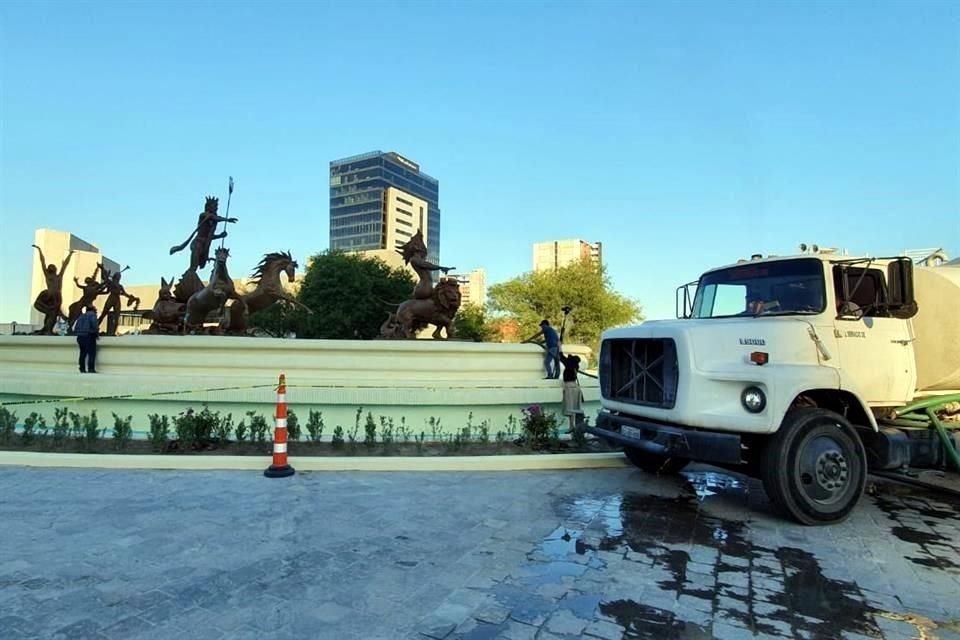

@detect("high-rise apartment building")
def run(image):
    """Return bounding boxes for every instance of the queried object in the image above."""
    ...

[329,151,440,264]
[532,239,603,272]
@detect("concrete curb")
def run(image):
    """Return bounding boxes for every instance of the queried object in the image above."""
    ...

[0,450,629,472]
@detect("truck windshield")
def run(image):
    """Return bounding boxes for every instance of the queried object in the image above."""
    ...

[691,258,826,318]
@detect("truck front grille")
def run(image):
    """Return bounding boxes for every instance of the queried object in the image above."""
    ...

[600,338,678,409]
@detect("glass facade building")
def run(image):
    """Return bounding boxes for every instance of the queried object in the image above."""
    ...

[329,151,440,262]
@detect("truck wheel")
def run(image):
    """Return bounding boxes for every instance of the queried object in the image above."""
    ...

[624,446,689,475]
[761,408,866,526]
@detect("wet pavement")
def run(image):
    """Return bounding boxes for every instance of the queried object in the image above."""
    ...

[0,465,958,639]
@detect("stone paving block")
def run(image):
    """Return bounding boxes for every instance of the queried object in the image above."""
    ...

[717,571,750,588]
[756,616,792,636]
[497,620,538,640]
[711,621,754,640]
[102,615,154,637]
[415,617,457,639]
[543,609,588,635]
[720,554,750,568]
[473,601,512,625]
[677,594,713,614]
[874,615,928,639]
[583,618,624,640]
[686,560,716,576]
[714,610,751,630]
[50,618,107,640]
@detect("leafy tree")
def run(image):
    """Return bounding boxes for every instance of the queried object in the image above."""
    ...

[488,258,642,353]
[272,251,416,339]
[453,303,496,342]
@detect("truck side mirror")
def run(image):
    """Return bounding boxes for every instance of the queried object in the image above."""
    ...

[887,258,918,319]
[675,281,697,318]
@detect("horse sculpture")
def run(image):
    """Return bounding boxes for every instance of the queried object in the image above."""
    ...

[184,247,243,332]
[223,251,311,335]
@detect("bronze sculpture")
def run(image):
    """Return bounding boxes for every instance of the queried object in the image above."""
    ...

[185,246,243,331]
[398,229,455,300]
[99,267,140,336]
[223,251,311,334]
[380,278,462,339]
[31,245,74,334]
[379,230,461,339]
[169,196,238,272]
[67,264,107,331]
[143,277,185,334]
[170,196,237,302]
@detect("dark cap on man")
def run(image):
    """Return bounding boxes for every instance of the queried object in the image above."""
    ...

[540,319,549,326]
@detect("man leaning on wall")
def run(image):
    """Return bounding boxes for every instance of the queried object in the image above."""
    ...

[73,305,100,374]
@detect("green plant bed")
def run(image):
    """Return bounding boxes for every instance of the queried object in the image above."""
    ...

[0,404,616,457]
[0,437,618,457]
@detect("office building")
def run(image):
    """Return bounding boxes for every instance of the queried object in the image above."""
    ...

[29,229,121,327]
[451,268,487,307]
[532,239,602,272]
[329,151,441,264]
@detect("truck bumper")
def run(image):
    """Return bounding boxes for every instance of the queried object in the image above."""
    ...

[586,412,744,466]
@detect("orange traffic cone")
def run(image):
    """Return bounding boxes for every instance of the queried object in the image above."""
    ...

[264,373,295,478]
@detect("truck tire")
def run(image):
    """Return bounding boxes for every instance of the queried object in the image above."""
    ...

[624,446,689,475]
[761,408,867,526]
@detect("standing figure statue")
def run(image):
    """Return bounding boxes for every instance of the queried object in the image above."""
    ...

[67,264,107,331]
[99,267,140,336]
[169,196,238,272]
[31,245,75,334]
[170,196,238,301]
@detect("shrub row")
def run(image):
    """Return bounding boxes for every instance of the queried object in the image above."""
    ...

[0,404,571,453]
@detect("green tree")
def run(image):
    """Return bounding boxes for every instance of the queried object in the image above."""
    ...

[279,251,417,339]
[453,303,495,342]
[488,258,642,353]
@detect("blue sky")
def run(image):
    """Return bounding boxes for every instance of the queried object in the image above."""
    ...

[1,0,957,323]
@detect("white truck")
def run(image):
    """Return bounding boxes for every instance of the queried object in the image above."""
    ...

[586,248,960,525]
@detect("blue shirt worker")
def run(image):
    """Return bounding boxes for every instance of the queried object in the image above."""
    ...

[524,319,561,379]
[73,305,100,373]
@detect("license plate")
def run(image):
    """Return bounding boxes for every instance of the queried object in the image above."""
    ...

[621,425,645,441]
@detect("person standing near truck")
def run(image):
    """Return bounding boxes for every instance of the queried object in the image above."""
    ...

[559,350,583,428]
[524,319,561,379]
[73,305,100,373]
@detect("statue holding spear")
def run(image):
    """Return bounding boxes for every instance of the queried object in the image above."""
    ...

[169,178,237,273]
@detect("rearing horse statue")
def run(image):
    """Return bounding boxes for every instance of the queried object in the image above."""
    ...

[184,246,244,332]
[223,251,312,334]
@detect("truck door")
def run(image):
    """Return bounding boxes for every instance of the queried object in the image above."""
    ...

[832,265,916,405]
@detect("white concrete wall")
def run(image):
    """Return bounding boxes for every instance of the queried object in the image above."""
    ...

[0,336,598,438]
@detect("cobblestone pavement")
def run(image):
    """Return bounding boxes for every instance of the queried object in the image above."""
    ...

[0,465,958,640]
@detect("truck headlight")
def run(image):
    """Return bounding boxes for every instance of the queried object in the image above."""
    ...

[741,386,766,413]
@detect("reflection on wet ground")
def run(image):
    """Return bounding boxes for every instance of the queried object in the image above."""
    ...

[459,467,960,640]
[872,482,960,572]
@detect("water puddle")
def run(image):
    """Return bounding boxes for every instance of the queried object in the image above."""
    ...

[872,482,960,572]
[525,471,960,640]
[600,599,711,639]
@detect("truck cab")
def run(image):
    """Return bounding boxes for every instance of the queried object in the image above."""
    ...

[587,250,959,525]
